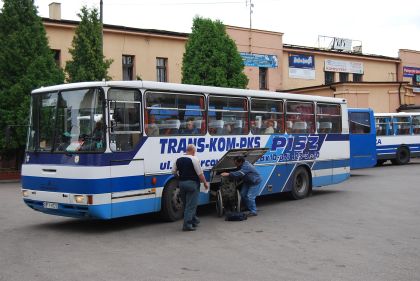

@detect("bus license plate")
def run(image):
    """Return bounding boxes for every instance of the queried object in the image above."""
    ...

[43,202,58,209]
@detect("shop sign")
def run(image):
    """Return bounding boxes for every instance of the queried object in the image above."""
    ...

[403,66,420,78]
[332,38,352,52]
[288,68,315,80]
[324,59,363,74]
[240,53,278,68]
[289,54,315,69]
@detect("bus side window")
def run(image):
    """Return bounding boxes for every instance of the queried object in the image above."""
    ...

[108,88,142,152]
[208,95,248,135]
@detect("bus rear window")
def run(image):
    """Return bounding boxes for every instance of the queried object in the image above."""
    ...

[349,112,371,134]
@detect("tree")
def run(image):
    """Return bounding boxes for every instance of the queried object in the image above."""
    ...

[182,17,248,89]
[0,0,64,164]
[65,6,113,82]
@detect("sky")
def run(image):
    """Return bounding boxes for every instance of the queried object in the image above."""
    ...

[2,0,420,57]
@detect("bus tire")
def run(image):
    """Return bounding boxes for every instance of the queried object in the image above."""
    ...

[215,190,224,217]
[392,146,410,165]
[161,180,184,222]
[289,166,310,200]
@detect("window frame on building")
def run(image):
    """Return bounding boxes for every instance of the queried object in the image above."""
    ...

[324,71,335,85]
[122,55,135,81]
[259,67,268,90]
[156,57,168,82]
[353,73,363,82]
[339,72,349,83]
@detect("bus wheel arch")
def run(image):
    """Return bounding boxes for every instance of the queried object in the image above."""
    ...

[392,145,410,165]
[289,165,312,200]
[160,178,184,222]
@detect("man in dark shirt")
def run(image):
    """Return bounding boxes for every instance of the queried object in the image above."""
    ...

[172,144,209,231]
[221,156,262,216]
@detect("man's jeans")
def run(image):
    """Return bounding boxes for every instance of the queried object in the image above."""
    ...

[179,180,200,227]
[240,183,260,214]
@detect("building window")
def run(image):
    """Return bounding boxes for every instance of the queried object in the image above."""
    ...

[259,67,268,90]
[52,49,61,67]
[122,55,134,81]
[339,72,349,82]
[325,71,335,84]
[353,73,363,82]
[156,57,168,82]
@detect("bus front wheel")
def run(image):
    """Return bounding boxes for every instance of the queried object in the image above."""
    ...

[161,180,184,222]
[289,166,311,200]
[391,147,410,165]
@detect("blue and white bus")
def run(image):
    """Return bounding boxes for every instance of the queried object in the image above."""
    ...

[375,112,420,165]
[21,81,350,220]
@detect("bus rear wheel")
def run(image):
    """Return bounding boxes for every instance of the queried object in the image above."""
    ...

[289,166,310,200]
[391,147,410,165]
[161,180,184,222]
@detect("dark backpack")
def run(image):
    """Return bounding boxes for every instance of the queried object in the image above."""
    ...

[225,211,247,221]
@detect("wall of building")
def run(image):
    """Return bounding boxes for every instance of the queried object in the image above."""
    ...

[226,26,283,91]
[399,49,420,83]
[282,48,399,90]
[44,21,187,82]
[104,30,186,82]
[291,83,405,113]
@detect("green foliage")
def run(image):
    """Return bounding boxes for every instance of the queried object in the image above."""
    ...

[182,17,248,89]
[65,6,113,82]
[0,0,65,153]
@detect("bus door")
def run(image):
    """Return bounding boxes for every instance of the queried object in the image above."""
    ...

[107,88,153,218]
[348,108,377,169]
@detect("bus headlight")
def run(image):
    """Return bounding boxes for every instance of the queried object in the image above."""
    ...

[22,190,29,197]
[74,195,87,204]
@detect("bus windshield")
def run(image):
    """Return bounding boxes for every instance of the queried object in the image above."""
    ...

[28,88,105,153]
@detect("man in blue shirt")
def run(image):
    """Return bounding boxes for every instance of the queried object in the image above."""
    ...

[221,156,262,216]
[172,144,209,231]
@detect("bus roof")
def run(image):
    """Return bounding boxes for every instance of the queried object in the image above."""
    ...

[374,112,420,117]
[32,80,347,104]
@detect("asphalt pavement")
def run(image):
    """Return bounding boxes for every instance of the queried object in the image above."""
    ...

[1,160,420,281]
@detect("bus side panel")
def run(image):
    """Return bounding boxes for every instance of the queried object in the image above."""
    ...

[110,159,158,218]
[333,158,350,183]
[349,109,377,169]
[312,159,333,187]
[257,164,294,195]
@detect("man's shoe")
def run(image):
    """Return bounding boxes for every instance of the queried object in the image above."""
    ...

[192,217,200,225]
[246,212,258,217]
[182,225,196,231]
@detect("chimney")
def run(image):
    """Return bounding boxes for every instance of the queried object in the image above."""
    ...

[49,2,61,20]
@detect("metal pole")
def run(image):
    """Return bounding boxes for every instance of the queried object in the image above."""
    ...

[248,0,254,53]
[100,0,103,56]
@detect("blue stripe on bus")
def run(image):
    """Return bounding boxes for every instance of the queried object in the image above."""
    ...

[24,137,148,166]
[312,159,350,170]
[22,172,210,195]
[377,143,420,149]
[325,134,349,141]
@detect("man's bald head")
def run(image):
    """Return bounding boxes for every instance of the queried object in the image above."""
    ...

[186,144,196,155]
